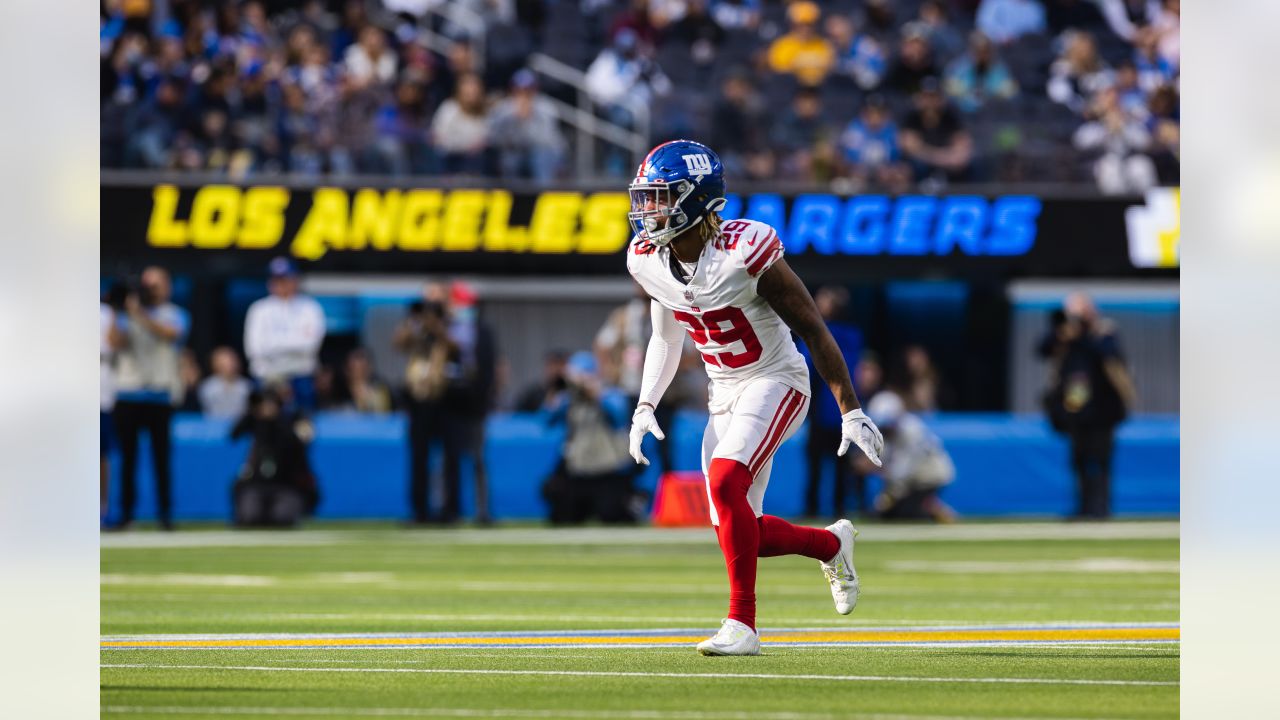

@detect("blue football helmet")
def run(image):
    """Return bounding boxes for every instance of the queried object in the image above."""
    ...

[628,140,727,246]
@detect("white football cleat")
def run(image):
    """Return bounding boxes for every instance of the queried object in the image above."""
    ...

[696,618,761,656]
[820,519,859,615]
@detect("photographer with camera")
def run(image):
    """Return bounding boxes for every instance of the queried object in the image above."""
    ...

[230,386,319,527]
[1038,292,1137,519]
[105,266,189,531]
[542,351,641,525]
[393,292,457,524]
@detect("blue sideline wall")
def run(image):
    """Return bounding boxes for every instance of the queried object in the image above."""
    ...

[105,413,1179,522]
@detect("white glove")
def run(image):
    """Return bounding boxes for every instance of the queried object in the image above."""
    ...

[838,408,883,467]
[628,404,666,466]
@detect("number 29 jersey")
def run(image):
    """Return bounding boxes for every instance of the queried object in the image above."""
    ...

[626,218,811,413]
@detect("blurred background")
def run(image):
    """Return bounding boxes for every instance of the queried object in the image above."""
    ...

[98,0,1179,529]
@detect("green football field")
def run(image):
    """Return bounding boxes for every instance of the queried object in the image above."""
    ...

[101,521,1179,719]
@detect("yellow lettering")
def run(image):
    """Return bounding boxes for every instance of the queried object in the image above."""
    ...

[482,191,528,252]
[528,192,582,254]
[349,189,401,251]
[292,188,349,260]
[147,184,187,247]
[398,190,443,251]
[238,186,288,249]
[189,185,240,249]
[576,192,631,253]
[440,190,486,251]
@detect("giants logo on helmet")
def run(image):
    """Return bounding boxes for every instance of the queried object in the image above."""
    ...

[682,154,713,175]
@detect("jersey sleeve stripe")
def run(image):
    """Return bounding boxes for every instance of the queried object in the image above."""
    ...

[743,230,778,265]
[747,244,782,277]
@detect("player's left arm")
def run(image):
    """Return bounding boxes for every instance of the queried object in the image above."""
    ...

[757,258,883,465]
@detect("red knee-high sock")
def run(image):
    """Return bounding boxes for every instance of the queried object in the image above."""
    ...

[707,458,759,631]
[757,515,840,561]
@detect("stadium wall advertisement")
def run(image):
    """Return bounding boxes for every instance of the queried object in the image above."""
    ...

[101,180,1180,279]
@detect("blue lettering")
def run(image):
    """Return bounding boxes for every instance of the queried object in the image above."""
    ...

[718,193,742,221]
[889,196,936,255]
[743,194,787,245]
[934,196,988,255]
[987,196,1041,255]
[788,194,841,255]
[838,196,889,254]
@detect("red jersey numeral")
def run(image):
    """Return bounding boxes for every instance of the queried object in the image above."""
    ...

[672,306,763,369]
[718,220,751,250]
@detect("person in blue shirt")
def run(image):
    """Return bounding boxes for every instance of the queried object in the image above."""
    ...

[840,94,909,191]
[105,267,190,531]
[797,287,865,519]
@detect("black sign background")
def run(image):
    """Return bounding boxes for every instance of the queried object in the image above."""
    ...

[100,180,1177,281]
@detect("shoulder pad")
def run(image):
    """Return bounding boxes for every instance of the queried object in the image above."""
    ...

[716,219,783,277]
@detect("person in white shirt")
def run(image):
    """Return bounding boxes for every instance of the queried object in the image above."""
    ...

[244,257,327,412]
[199,346,254,420]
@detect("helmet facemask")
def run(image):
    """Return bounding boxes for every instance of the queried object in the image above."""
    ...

[628,178,702,246]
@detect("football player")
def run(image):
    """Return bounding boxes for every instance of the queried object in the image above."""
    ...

[626,140,884,656]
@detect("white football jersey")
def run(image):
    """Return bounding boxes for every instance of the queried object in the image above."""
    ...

[627,218,810,412]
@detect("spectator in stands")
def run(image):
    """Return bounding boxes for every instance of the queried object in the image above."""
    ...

[855,351,886,405]
[856,391,957,523]
[770,86,835,182]
[1097,0,1155,42]
[917,1,965,63]
[373,79,435,176]
[710,70,768,175]
[1132,26,1177,94]
[899,78,974,185]
[177,348,203,412]
[825,14,887,91]
[839,94,910,192]
[668,0,725,66]
[1045,0,1108,37]
[710,0,761,31]
[1047,31,1113,115]
[861,0,898,42]
[244,257,327,412]
[344,25,397,86]
[106,267,189,531]
[1073,86,1156,194]
[542,351,639,525]
[431,72,491,175]
[335,348,393,414]
[394,292,456,524]
[489,69,566,182]
[766,1,835,87]
[799,287,864,519]
[515,350,570,413]
[609,0,662,51]
[200,347,253,420]
[1037,293,1136,519]
[440,281,498,525]
[1146,84,1180,184]
[1112,61,1150,122]
[884,26,940,96]
[585,28,671,175]
[944,32,1019,113]
[976,0,1047,45]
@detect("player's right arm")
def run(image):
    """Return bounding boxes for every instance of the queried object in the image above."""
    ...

[628,300,684,465]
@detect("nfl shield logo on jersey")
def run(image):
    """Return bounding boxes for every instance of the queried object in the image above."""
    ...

[683,288,696,303]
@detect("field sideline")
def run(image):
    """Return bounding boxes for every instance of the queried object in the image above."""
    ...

[102,521,1179,719]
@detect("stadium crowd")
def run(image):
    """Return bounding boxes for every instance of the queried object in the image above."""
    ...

[101,0,1179,192]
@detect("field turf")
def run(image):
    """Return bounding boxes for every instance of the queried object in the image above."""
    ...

[101,521,1179,719]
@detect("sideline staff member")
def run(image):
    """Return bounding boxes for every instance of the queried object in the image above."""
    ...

[244,258,326,411]
[107,267,189,531]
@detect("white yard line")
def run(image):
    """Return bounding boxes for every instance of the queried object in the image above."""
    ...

[884,559,1179,574]
[100,663,1177,687]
